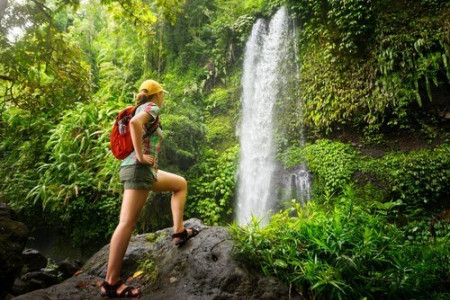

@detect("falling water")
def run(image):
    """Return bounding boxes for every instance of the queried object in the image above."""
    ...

[283,167,312,206]
[284,17,312,207]
[236,7,293,224]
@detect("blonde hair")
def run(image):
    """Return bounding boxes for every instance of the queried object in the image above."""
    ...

[135,89,159,107]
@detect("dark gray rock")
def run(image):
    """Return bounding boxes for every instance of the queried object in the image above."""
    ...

[22,249,48,272]
[0,202,29,300]
[10,278,29,296]
[23,269,59,286]
[13,219,302,300]
[28,279,46,291]
[11,267,62,296]
[12,273,106,300]
[57,259,82,280]
[0,202,16,218]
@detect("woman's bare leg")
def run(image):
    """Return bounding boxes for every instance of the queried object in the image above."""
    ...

[104,189,149,294]
[152,170,187,233]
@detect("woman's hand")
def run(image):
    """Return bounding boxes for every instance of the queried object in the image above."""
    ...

[138,154,158,168]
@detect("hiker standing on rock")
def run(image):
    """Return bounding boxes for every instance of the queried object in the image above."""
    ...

[101,80,199,298]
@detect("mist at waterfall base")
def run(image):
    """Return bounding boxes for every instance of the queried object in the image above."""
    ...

[236,7,311,225]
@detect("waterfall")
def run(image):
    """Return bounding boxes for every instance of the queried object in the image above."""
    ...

[283,166,312,206]
[236,7,295,224]
[284,17,312,208]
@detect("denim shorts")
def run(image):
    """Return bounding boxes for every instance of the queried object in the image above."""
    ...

[119,164,156,190]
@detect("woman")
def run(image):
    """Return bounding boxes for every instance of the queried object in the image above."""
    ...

[101,80,199,298]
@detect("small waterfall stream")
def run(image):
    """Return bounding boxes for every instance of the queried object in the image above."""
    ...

[236,7,311,224]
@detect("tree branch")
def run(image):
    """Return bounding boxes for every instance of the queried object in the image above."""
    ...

[30,0,53,21]
[0,75,13,81]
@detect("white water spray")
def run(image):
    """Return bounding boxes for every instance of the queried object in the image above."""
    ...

[236,7,292,224]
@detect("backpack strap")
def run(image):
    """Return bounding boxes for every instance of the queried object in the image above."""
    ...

[143,116,160,138]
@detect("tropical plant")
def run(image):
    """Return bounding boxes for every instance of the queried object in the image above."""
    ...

[187,146,238,225]
[230,188,450,299]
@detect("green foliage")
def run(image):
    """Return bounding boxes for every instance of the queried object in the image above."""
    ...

[203,87,240,151]
[404,218,450,245]
[0,4,448,300]
[28,101,120,205]
[181,85,239,225]
[204,88,232,116]
[187,146,238,225]
[0,108,52,222]
[372,1,450,124]
[69,0,156,101]
[362,143,450,207]
[0,1,91,114]
[1,0,213,244]
[289,139,450,210]
[163,0,216,72]
[327,0,375,54]
[302,140,358,196]
[279,0,375,55]
[230,191,450,299]
[205,115,233,149]
[209,0,268,76]
[163,0,268,86]
[137,256,158,284]
[300,47,374,135]
[279,145,305,169]
[25,101,122,246]
[159,113,205,171]
[286,0,450,137]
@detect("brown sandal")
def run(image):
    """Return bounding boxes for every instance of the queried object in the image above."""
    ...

[172,227,200,248]
[100,279,142,298]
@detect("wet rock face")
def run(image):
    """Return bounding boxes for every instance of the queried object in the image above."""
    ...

[12,219,302,300]
[0,202,29,299]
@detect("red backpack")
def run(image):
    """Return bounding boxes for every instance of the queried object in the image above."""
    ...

[110,104,160,160]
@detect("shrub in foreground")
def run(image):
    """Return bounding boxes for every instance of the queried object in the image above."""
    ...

[230,192,450,299]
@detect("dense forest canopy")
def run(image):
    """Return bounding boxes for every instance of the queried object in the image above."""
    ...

[1,0,449,298]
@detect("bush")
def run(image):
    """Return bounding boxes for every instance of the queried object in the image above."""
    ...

[302,139,358,196]
[204,87,239,151]
[159,113,205,171]
[291,139,450,210]
[0,108,53,226]
[187,145,239,225]
[362,142,450,207]
[26,101,122,247]
[230,189,450,299]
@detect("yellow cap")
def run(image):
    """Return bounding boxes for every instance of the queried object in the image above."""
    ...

[139,79,169,95]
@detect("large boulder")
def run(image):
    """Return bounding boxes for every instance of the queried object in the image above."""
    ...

[13,219,302,300]
[0,202,29,299]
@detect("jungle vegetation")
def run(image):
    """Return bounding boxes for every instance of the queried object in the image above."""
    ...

[1,0,449,298]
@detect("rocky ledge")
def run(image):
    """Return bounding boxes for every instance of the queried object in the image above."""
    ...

[13,218,300,300]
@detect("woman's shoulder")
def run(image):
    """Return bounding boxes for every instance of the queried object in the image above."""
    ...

[137,102,160,123]
[138,102,160,113]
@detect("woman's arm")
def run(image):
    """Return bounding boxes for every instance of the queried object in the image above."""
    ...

[130,111,155,165]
